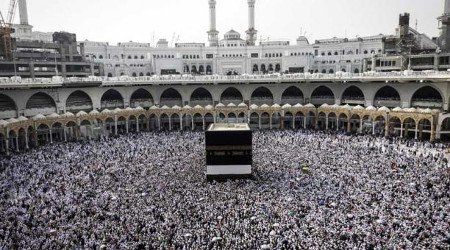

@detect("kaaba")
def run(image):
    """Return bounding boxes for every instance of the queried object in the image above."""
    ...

[205,123,252,180]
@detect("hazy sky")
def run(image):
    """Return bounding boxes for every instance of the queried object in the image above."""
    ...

[1,0,445,45]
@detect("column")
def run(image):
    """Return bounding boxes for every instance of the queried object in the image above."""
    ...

[359,118,363,134]
[136,117,140,132]
[384,121,389,137]
[126,119,129,133]
[325,115,329,130]
[258,114,262,129]
[292,115,295,129]
[5,136,9,156]
[314,116,319,130]
[114,117,118,135]
[191,116,195,131]
[430,119,436,142]
[15,136,19,152]
[25,130,29,149]
[415,123,419,140]
[49,128,53,143]
[303,116,307,129]
[203,116,206,131]
[372,119,376,135]
[147,117,151,131]
[347,120,351,133]
[400,122,404,138]
[63,126,67,142]
[169,117,172,131]
[269,115,273,129]
[180,116,183,131]
[158,117,161,131]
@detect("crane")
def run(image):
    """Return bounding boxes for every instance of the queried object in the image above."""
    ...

[0,0,17,60]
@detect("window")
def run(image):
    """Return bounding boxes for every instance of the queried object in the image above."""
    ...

[141,55,145,59]
[206,54,213,59]
[99,55,103,59]
[251,53,259,58]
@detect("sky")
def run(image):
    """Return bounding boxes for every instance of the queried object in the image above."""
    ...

[0,0,445,45]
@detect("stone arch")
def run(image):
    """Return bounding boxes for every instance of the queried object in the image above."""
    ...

[251,87,274,105]
[281,86,304,105]
[0,93,17,119]
[411,86,443,109]
[160,88,182,107]
[249,112,259,129]
[26,92,57,116]
[101,89,124,109]
[374,86,401,108]
[171,113,181,131]
[220,87,243,105]
[130,88,154,108]
[341,86,365,105]
[190,87,213,106]
[311,86,335,105]
[66,90,93,113]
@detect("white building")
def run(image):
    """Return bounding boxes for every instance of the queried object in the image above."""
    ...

[80,0,385,77]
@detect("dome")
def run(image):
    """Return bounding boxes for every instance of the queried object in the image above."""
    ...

[260,104,270,108]
[282,104,292,109]
[125,107,134,111]
[101,109,112,114]
[7,118,19,123]
[216,103,225,108]
[89,110,100,115]
[353,105,364,110]
[47,113,60,118]
[0,120,8,126]
[194,105,203,109]
[341,104,352,110]
[238,103,248,107]
[135,106,144,110]
[150,106,159,110]
[250,104,259,109]
[227,103,236,107]
[161,105,170,109]
[293,103,303,108]
[305,103,315,108]
[113,108,122,113]
[32,114,46,120]
[392,107,403,112]
[62,112,75,117]
[272,104,281,108]
[378,106,391,112]
[172,105,181,109]
[183,105,192,109]
[205,105,214,110]
[366,106,376,111]
[17,116,28,122]
[76,111,88,117]
[224,29,242,40]
[320,103,329,108]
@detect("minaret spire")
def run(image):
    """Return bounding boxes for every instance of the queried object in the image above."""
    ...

[207,0,219,47]
[246,0,257,46]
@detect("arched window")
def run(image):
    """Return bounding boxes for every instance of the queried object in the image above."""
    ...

[128,55,132,59]
[141,55,145,59]
[107,73,113,77]
[139,72,144,77]
[99,55,103,59]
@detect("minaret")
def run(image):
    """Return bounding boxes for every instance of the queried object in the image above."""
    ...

[439,0,450,52]
[18,0,29,25]
[207,0,219,47]
[246,0,257,46]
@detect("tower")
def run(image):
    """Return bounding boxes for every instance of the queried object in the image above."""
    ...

[207,0,219,47]
[18,0,29,25]
[438,0,450,52]
[246,0,257,46]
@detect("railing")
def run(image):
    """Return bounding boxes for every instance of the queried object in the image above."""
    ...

[1,70,450,87]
